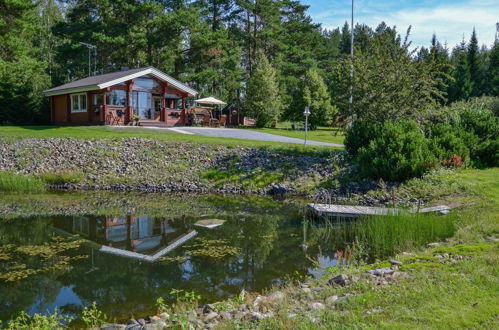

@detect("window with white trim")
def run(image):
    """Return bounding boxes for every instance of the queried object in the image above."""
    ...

[71,93,87,113]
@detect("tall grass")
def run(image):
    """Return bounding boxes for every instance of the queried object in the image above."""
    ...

[315,213,455,261]
[0,171,46,193]
[354,213,455,258]
[40,169,84,185]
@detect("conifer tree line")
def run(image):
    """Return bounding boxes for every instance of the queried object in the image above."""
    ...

[0,0,498,126]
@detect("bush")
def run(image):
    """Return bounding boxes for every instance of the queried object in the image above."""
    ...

[429,123,470,163]
[344,119,381,156]
[3,310,71,330]
[40,169,84,185]
[357,120,434,181]
[0,171,46,193]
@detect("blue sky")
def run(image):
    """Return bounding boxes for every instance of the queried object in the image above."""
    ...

[301,0,498,49]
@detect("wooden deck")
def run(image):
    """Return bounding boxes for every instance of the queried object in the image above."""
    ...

[308,203,453,218]
[308,203,400,218]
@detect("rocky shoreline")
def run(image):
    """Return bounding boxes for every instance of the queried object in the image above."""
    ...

[97,247,468,330]
[0,137,342,196]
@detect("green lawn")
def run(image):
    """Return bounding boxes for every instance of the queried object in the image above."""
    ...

[0,126,341,153]
[243,126,345,145]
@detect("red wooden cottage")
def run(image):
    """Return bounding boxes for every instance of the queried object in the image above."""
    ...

[43,67,197,127]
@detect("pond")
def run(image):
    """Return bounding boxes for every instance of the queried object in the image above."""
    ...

[0,192,454,326]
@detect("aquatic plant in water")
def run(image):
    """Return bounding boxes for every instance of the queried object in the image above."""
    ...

[185,238,241,260]
[0,236,87,282]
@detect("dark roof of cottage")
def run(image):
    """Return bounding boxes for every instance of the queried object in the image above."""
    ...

[43,66,197,96]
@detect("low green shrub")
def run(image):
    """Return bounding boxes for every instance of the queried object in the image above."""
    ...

[2,310,71,330]
[0,171,46,193]
[344,119,381,156]
[40,169,84,185]
[357,120,435,181]
[428,123,471,163]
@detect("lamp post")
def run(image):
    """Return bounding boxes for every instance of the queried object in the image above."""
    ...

[304,106,311,146]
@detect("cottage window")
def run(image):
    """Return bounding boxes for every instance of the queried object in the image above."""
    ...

[93,93,103,105]
[71,93,87,113]
[106,90,126,106]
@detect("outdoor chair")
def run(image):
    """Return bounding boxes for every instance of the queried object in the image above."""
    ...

[219,116,226,127]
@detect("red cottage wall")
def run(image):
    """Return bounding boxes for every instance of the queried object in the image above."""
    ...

[52,95,68,123]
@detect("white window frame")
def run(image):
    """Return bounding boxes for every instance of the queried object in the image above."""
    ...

[71,93,87,113]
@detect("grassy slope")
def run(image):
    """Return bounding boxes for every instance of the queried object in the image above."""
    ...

[0,126,341,153]
[218,168,499,329]
[242,126,345,145]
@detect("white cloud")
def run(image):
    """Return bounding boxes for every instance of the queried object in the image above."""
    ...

[315,0,498,49]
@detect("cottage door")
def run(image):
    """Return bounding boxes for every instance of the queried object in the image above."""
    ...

[133,91,152,119]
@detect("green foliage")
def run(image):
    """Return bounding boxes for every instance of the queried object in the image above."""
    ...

[39,169,84,185]
[0,0,50,125]
[445,97,499,167]
[344,119,381,156]
[296,68,337,128]
[81,302,106,328]
[245,54,283,127]
[155,297,170,314]
[3,310,70,330]
[0,171,46,193]
[170,289,201,304]
[332,28,445,122]
[357,120,435,181]
[429,123,471,162]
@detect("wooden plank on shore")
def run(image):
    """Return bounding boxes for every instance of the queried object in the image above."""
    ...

[308,203,454,218]
[418,205,451,214]
[308,203,400,218]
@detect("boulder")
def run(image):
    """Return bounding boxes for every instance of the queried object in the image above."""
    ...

[328,274,349,286]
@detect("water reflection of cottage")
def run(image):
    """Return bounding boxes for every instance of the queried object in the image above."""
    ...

[56,215,197,261]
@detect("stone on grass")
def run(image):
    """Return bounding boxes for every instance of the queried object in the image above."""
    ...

[310,302,325,310]
[268,291,285,301]
[389,259,402,266]
[158,312,170,320]
[101,324,126,330]
[325,295,339,305]
[204,311,219,322]
[328,274,349,286]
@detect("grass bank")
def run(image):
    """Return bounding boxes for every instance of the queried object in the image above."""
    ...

[0,126,341,154]
[241,126,345,145]
[0,172,46,193]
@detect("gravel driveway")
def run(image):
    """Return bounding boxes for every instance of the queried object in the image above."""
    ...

[166,127,343,147]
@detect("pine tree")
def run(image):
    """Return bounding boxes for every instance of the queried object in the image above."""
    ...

[490,41,499,96]
[245,53,283,127]
[468,28,480,96]
[299,68,337,128]
[339,22,351,55]
[0,0,49,124]
[449,40,473,102]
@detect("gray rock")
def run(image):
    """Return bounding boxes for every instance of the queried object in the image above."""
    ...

[325,295,339,305]
[202,304,216,314]
[309,302,325,310]
[328,274,349,286]
[101,325,126,330]
[389,259,403,266]
[248,312,266,321]
[158,312,170,320]
[268,291,285,301]
[204,311,219,322]
[219,311,232,320]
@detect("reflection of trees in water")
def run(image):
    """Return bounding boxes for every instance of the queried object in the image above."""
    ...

[1,194,311,322]
[0,217,68,321]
